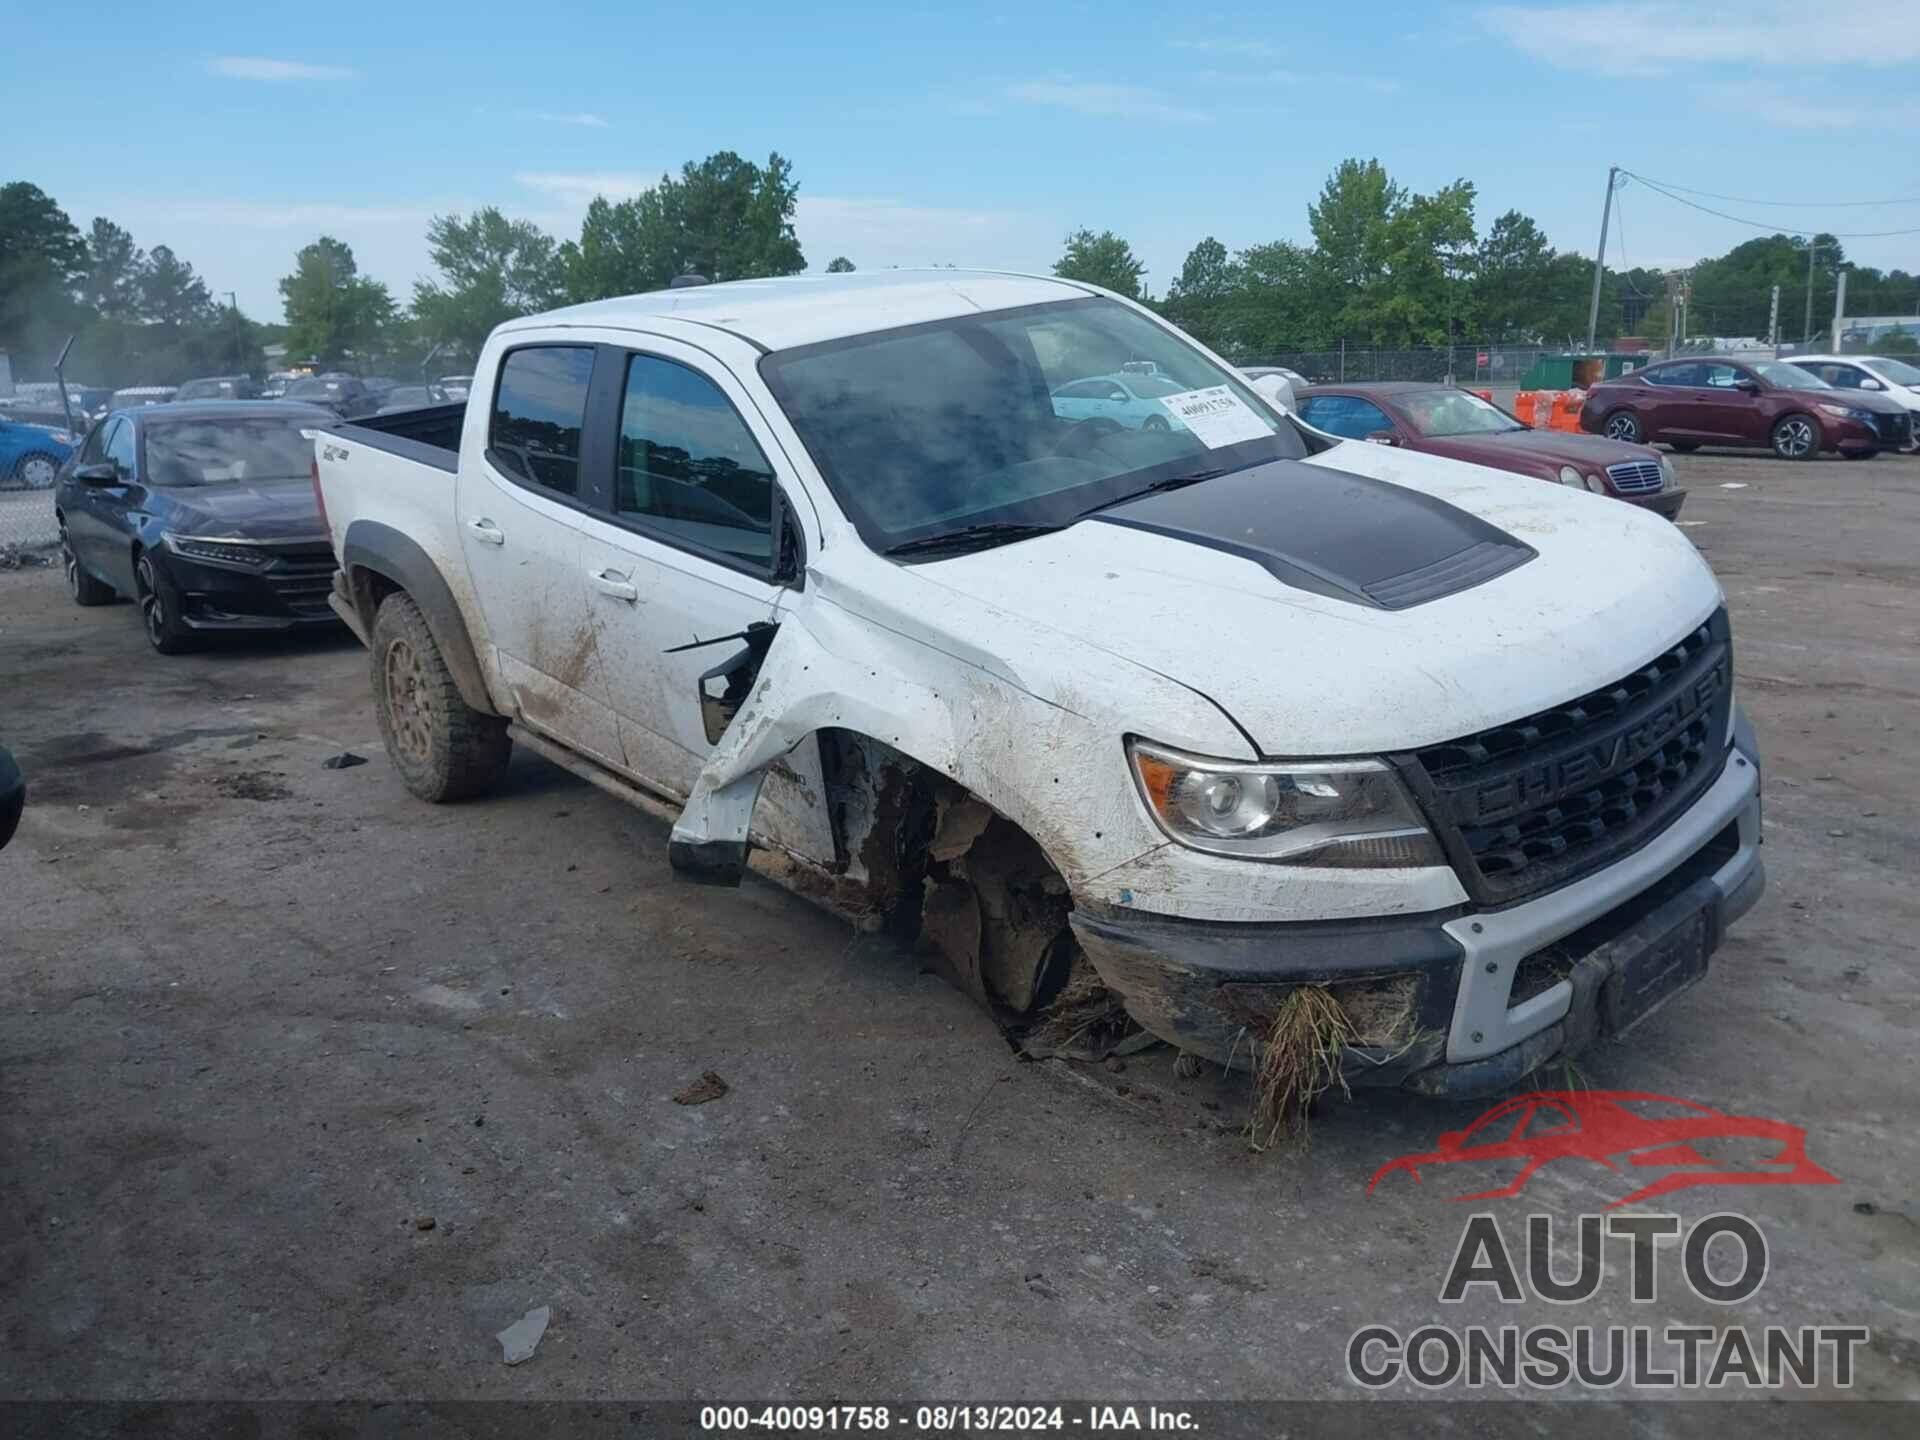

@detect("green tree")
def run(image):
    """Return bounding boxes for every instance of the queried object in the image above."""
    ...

[557,151,806,301]
[1163,236,1241,350]
[1307,158,1402,296]
[412,207,563,356]
[825,256,856,273]
[1362,179,1478,348]
[138,244,216,329]
[1053,228,1147,299]
[0,181,87,376]
[1230,241,1326,354]
[279,236,396,364]
[1474,211,1557,343]
[81,217,146,320]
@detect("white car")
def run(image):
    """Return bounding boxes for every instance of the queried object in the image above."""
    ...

[312,270,1762,1098]
[1240,365,1309,413]
[1784,354,1920,447]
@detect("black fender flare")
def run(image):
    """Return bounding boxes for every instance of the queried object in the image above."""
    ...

[340,519,501,716]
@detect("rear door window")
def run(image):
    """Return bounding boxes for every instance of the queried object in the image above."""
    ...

[488,346,595,497]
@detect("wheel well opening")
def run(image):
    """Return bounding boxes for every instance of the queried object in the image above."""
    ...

[818,729,1083,1025]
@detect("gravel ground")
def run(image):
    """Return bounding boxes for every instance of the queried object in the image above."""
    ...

[2,449,1916,1422]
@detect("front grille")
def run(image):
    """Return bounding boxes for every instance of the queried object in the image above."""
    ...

[261,543,337,614]
[1868,411,1913,448]
[1400,609,1734,906]
[1606,460,1665,495]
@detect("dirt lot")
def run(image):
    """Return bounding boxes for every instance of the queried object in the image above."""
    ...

[2,449,1917,1418]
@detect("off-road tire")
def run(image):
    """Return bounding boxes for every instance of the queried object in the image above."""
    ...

[370,591,511,802]
[1603,410,1642,443]
[62,523,114,606]
[1668,440,1699,453]
[136,551,196,654]
[1771,413,1819,461]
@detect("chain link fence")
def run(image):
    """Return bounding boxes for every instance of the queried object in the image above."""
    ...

[1239,343,1575,387]
[0,489,60,556]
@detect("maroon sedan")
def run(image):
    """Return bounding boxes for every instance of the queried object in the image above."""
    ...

[1294,382,1684,518]
[1580,356,1913,461]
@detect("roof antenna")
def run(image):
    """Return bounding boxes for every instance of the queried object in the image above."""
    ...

[669,273,710,289]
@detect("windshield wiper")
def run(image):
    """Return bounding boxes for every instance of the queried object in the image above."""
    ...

[1084,467,1229,513]
[884,521,1065,558]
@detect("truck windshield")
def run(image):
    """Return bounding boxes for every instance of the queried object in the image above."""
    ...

[760,297,1304,555]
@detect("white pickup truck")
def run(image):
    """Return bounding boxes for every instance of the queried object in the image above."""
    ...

[312,270,1763,1097]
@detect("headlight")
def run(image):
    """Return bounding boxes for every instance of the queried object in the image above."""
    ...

[1128,740,1444,867]
[162,533,270,568]
[1557,465,1583,487]
[1583,473,1606,493]
[1815,402,1867,420]
[1658,454,1676,487]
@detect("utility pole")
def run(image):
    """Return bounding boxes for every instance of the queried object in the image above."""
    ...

[226,291,243,374]
[1833,268,1849,353]
[1769,285,1781,358]
[1585,165,1620,356]
[1803,243,1814,347]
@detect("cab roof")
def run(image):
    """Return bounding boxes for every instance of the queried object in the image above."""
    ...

[510,269,1101,353]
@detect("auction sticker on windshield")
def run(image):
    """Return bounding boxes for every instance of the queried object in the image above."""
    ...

[1160,386,1272,448]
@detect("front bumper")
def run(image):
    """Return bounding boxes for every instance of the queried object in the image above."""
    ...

[163,545,342,632]
[1624,487,1685,520]
[1072,736,1763,1100]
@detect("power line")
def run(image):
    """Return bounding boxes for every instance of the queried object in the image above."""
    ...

[1622,172,1920,239]
[1622,172,1920,209]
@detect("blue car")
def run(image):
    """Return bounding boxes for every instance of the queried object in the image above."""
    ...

[0,415,79,490]
[1049,370,1192,433]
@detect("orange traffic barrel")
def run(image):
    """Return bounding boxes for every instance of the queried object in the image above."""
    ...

[1512,392,1538,426]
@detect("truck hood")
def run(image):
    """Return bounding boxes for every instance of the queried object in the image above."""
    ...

[155,477,326,542]
[893,445,1723,755]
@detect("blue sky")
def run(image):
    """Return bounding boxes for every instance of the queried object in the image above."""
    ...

[11,0,1920,321]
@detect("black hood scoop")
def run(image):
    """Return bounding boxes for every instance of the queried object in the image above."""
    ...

[1091,458,1536,610]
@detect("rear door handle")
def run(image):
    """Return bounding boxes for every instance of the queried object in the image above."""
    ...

[588,567,638,602]
[468,518,505,545]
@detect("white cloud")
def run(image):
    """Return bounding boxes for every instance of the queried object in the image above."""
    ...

[206,56,355,81]
[1698,82,1920,130]
[1005,80,1209,123]
[1478,1,1920,74]
[514,172,659,207]
[795,197,1052,271]
[531,111,609,128]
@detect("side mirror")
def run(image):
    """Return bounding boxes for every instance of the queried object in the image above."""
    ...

[1734,378,1760,394]
[73,461,120,486]
[1860,378,1884,391]
[1364,429,1400,446]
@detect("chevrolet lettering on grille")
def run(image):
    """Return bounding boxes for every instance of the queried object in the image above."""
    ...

[1461,662,1726,825]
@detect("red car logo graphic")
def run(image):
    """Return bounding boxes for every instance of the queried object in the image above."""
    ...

[1368,1091,1839,1208]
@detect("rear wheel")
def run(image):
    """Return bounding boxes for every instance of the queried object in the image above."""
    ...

[1603,410,1642,443]
[61,522,114,606]
[1771,413,1818,461]
[135,551,196,654]
[1142,414,1170,433]
[370,591,511,802]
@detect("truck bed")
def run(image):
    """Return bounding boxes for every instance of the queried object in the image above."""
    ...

[332,402,466,472]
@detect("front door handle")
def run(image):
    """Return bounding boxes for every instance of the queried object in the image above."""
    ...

[468,518,505,545]
[588,567,638,602]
